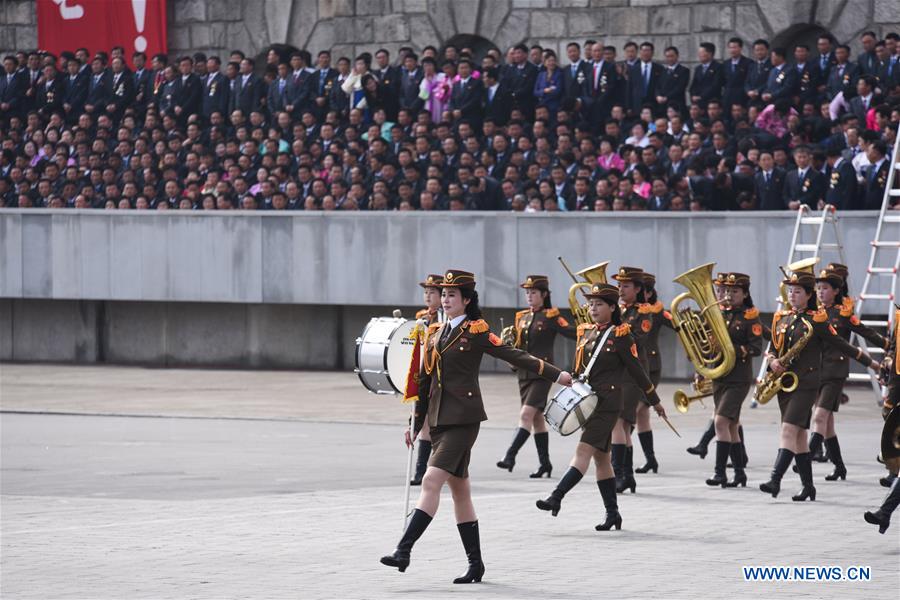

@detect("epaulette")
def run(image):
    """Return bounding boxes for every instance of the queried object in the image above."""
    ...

[427,322,442,333]
[643,301,664,314]
[515,309,530,321]
[467,319,489,334]
[812,309,828,323]
[615,323,632,337]
[842,296,855,313]
[415,308,428,319]
[744,307,759,320]
[839,302,853,318]
[545,307,560,318]
[638,303,653,314]
[577,323,596,334]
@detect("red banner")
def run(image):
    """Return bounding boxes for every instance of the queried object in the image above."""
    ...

[37,0,167,68]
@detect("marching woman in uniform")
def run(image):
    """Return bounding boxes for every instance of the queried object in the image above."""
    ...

[496,275,576,477]
[705,273,763,488]
[535,283,666,530]
[688,272,728,459]
[410,274,444,486]
[808,264,886,481]
[759,271,880,501]
[633,272,673,475]
[610,266,653,493]
[381,270,572,583]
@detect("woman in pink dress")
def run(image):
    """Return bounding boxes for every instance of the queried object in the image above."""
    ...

[597,137,625,172]
[419,58,453,123]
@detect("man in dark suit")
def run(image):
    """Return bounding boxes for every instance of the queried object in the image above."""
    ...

[36,64,65,119]
[814,35,836,85]
[792,44,819,106]
[754,150,787,210]
[267,62,291,114]
[562,41,589,110]
[722,37,751,110]
[628,41,664,116]
[762,47,797,103]
[132,51,153,116]
[848,75,880,122]
[783,146,825,210]
[202,56,229,121]
[857,31,879,76]
[172,56,201,124]
[106,57,135,123]
[286,51,315,118]
[373,48,401,100]
[657,46,690,112]
[449,59,484,130]
[824,147,858,210]
[862,140,889,210]
[501,43,539,120]
[482,67,512,127]
[744,39,772,105]
[398,53,424,113]
[648,177,671,211]
[313,50,339,117]
[584,42,618,131]
[689,42,724,109]
[84,57,111,116]
[234,58,264,116]
[0,54,28,121]
[826,45,859,101]
[61,57,87,123]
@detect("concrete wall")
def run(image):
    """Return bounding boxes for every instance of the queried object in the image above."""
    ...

[0,210,891,311]
[0,210,892,376]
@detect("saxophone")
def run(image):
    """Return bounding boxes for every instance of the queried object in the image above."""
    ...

[754,316,814,404]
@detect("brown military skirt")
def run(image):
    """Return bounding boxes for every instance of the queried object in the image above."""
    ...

[777,387,817,429]
[580,386,622,452]
[713,382,750,421]
[428,423,480,478]
[519,378,553,410]
[816,379,844,412]
[619,382,644,424]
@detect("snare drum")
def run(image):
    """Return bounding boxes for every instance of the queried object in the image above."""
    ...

[544,380,598,435]
[356,317,417,394]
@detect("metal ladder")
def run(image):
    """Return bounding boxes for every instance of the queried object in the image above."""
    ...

[850,133,900,402]
[751,204,846,408]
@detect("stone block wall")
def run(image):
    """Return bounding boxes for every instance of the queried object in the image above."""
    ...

[3,1,898,66]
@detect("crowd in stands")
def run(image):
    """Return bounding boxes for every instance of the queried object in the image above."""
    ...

[0,31,898,212]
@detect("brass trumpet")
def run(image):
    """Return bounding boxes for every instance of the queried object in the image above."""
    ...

[559,257,609,326]
[671,263,736,381]
[778,257,819,305]
[673,378,713,413]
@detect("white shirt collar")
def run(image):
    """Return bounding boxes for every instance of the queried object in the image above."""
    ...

[448,314,466,329]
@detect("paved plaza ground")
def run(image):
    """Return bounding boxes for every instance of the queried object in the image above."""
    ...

[1,364,898,599]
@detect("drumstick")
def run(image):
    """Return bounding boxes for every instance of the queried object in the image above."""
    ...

[659,414,682,437]
[403,402,416,531]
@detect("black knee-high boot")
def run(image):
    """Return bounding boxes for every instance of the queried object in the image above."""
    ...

[824,436,847,481]
[611,443,625,485]
[635,431,659,474]
[738,425,748,467]
[726,442,747,487]
[864,477,900,534]
[380,509,433,571]
[809,431,826,462]
[452,521,485,584]
[536,466,583,516]
[617,446,636,493]
[759,448,795,498]
[706,441,730,487]
[792,452,817,501]
[688,419,715,458]
[410,440,432,485]
[496,427,530,472]
[595,478,622,531]
[530,432,552,478]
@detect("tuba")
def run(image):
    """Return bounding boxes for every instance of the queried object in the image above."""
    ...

[559,258,609,326]
[778,257,819,305]
[671,263,736,381]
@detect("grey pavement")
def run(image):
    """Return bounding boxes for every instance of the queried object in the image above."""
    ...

[1,364,898,599]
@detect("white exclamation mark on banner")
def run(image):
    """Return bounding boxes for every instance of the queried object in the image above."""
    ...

[132,0,147,52]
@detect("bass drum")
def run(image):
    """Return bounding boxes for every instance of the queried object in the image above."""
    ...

[356,317,417,394]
